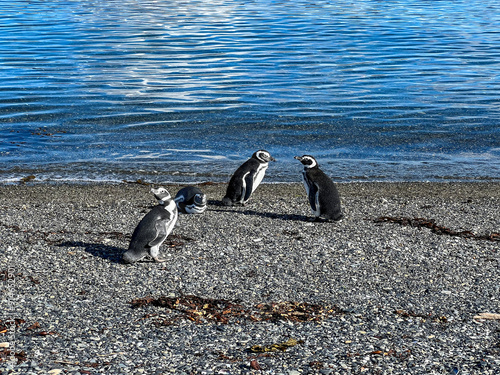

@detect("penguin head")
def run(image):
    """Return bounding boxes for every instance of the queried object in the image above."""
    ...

[294,155,318,169]
[253,150,276,163]
[151,187,172,204]
[194,193,207,206]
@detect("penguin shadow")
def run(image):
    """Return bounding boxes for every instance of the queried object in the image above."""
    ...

[57,241,124,264]
[207,199,224,207]
[240,209,313,222]
[209,205,311,222]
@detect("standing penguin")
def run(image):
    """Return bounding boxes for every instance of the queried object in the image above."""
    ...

[174,186,207,214]
[222,150,276,206]
[294,155,343,221]
[123,187,178,264]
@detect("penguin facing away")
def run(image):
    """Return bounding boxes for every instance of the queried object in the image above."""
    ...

[222,150,276,206]
[294,155,343,221]
[174,186,207,214]
[122,187,178,264]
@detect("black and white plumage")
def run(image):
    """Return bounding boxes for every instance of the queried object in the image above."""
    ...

[222,150,276,206]
[174,186,207,214]
[294,155,343,221]
[122,187,178,264]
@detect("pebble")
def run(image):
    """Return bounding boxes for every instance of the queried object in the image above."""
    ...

[1,182,499,374]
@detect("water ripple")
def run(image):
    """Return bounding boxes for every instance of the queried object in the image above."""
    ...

[1,0,499,182]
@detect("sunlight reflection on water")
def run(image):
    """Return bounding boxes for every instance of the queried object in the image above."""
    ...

[0,0,499,182]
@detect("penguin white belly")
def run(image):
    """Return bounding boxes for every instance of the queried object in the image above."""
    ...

[164,200,178,237]
[252,164,268,193]
[301,171,310,196]
[302,172,320,217]
[184,204,206,214]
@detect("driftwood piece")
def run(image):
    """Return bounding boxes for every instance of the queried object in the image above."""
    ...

[473,313,500,320]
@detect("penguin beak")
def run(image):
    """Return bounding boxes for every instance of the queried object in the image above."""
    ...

[270,156,276,162]
[294,156,302,161]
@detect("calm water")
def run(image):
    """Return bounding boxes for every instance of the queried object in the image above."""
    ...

[1,0,499,183]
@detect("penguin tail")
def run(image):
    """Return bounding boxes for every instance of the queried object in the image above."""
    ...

[321,212,343,222]
[331,213,344,222]
[122,252,135,264]
[122,249,145,264]
[221,196,233,206]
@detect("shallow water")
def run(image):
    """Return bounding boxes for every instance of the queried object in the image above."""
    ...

[1,0,499,183]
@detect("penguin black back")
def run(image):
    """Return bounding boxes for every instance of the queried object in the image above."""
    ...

[295,155,342,221]
[123,205,172,263]
[174,186,207,214]
[222,150,275,206]
[123,187,178,263]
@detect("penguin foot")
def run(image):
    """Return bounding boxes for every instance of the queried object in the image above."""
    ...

[324,214,344,222]
[312,217,330,223]
[153,256,166,263]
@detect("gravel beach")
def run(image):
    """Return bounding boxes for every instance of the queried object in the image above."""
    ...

[1,182,499,374]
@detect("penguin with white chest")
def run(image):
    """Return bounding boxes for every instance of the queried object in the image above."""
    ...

[222,150,276,206]
[174,186,207,214]
[123,187,178,264]
[294,155,343,221]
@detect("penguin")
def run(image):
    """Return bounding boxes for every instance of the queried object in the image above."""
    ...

[222,150,276,206]
[294,155,343,221]
[174,186,207,214]
[122,187,178,264]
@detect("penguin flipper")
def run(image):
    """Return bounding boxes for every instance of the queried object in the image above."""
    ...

[148,212,171,247]
[148,222,168,247]
[243,171,255,202]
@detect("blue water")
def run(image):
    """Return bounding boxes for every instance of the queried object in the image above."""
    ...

[1,0,499,183]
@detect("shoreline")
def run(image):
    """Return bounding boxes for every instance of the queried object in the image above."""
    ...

[2,175,500,186]
[1,159,499,186]
[1,182,499,373]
